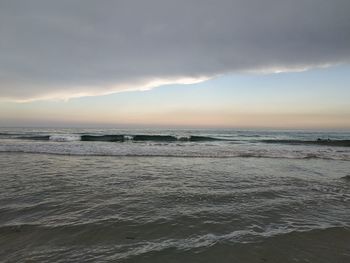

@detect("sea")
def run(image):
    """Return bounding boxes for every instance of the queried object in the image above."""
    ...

[0,128,349,262]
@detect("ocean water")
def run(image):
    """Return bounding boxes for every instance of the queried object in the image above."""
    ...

[0,128,349,262]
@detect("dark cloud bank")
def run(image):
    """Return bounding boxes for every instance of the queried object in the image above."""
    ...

[0,0,349,100]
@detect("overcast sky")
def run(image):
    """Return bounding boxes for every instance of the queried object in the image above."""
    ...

[0,0,349,128]
[1,0,349,101]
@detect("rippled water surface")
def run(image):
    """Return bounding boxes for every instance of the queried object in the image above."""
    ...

[0,128,349,262]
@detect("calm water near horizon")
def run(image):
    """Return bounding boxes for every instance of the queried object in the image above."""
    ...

[0,128,349,262]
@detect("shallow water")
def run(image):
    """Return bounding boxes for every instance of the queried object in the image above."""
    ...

[0,129,349,262]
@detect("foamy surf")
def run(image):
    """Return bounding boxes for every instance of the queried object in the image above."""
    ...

[0,140,349,160]
[49,134,81,142]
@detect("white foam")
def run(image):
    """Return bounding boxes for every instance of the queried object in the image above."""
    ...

[49,134,81,142]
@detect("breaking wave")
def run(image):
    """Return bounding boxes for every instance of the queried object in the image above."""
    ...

[2,133,224,142]
[0,130,349,160]
[1,131,349,146]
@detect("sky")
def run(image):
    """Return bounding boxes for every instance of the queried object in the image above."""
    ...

[0,0,349,129]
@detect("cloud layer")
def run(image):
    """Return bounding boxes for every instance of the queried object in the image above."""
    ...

[1,0,349,100]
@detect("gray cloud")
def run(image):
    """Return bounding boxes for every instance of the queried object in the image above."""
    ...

[0,0,349,100]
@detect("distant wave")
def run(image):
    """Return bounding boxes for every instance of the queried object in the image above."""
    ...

[81,135,125,142]
[134,135,221,142]
[1,132,349,147]
[261,139,350,147]
[80,134,224,142]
